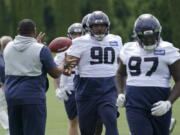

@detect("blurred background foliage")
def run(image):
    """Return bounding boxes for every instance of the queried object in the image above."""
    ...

[0,0,179,47]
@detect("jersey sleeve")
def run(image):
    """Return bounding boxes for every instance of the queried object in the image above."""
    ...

[66,39,84,58]
[117,35,123,48]
[119,43,129,65]
[111,35,123,60]
[118,36,123,59]
[165,45,180,65]
[40,46,57,72]
[54,53,65,66]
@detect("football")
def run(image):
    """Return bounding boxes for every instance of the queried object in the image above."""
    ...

[48,37,72,52]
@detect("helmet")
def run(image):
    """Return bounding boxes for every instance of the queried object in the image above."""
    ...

[134,14,162,51]
[82,13,91,34]
[0,36,13,50]
[131,32,137,41]
[67,23,83,39]
[87,11,110,41]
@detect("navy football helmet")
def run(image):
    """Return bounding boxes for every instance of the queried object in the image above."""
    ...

[82,13,91,34]
[134,14,162,51]
[67,23,83,39]
[87,11,110,41]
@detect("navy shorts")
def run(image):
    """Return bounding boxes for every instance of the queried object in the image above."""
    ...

[126,107,171,135]
[64,91,77,120]
[8,104,46,135]
[76,90,118,135]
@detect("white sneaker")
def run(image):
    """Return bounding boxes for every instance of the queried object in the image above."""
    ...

[5,129,10,135]
[169,118,176,134]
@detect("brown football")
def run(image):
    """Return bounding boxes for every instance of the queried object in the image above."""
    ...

[48,37,72,52]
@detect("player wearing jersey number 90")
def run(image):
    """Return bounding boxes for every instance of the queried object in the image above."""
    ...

[116,13,180,135]
[64,11,122,135]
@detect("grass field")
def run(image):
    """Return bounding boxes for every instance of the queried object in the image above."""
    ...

[0,78,180,135]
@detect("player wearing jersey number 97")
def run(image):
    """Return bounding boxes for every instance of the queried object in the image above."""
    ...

[116,14,180,135]
[64,11,122,135]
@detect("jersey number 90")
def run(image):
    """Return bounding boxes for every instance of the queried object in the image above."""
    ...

[90,47,115,65]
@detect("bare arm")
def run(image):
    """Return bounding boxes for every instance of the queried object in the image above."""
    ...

[48,54,79,78]
[115,60,127,94]
[48,64,64,79]
[63,54,79,76]
[53,77,60,89]
[168,59,180,103]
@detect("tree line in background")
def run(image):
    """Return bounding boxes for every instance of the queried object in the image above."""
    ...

[0,0,179,47]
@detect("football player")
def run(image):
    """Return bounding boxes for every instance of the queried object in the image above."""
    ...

[54,22,83,135]
[116,14,180,135]
[129,31,177,134]
[82,13,105,135]
[82,13,91,34]
[64,11,122,135]
[1,36,13,50]
[0,36,12,135]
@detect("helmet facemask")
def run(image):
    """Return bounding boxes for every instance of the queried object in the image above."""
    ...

[134,14,162,51]
[137,29,160,51]
[68,28,83,39]
[68,32,83,39]
[82,13,91,34]
[87,11,110,41]
[67,23,83,39]
[90,23,109,41]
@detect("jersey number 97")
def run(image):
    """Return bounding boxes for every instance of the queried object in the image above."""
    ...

[128,56,158,76]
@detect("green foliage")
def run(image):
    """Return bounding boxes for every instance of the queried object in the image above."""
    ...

[0,0,179,47]
[169,0,180,47]
[52,0,82,38]
[0,0,7,35]
[112,0,133,42]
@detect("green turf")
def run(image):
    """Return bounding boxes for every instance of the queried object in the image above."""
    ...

[0,78,180,135]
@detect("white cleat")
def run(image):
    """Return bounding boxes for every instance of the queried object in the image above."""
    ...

[169,118,176,134]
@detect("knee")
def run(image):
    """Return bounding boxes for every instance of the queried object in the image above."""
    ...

[102,112,117,127]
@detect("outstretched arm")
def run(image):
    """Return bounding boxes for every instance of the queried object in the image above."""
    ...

[168,59,180,103]
[115,60,127,107]
[63,54,79,76]
[115,60,127,94]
